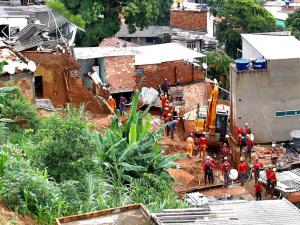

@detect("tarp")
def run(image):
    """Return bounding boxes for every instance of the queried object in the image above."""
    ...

[140,87,161,107]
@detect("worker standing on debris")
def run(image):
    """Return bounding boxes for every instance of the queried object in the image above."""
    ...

[186,133,195,158]
[161,95,167,110]
[222,157,231,188]
[255,178,264,200]
[161,78,170,96]
[238,158,247,186]
[266,164,273,194]
[253,158,264,183]
[203,156,215,185]
[269,168,277,198]
[221,143,230,159]
[199,133,207,159]
[246,134,253,162]
[119,95,127,116]
[168,118,179,140]
[107,95,116,113]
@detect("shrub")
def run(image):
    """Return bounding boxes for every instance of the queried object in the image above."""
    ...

[29,105,97,182]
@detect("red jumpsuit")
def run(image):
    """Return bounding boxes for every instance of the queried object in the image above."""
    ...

[199,136,207,159]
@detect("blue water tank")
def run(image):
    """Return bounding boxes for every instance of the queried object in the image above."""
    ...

[235,58,250,71]
[252,58,267,69]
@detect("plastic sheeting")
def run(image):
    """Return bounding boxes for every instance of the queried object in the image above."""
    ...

[140,87,161,107]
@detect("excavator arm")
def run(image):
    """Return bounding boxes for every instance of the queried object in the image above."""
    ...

[205,79,219,136]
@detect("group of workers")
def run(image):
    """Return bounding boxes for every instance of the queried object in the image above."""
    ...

[183,121,278,200]
[107,95,127,116]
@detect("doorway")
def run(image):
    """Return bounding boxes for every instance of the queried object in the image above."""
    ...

[35,76,43,98]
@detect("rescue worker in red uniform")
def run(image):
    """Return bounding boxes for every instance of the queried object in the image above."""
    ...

[253,158,264,183]
[238,158,247,186]
[199,134,207,159]
[203,156,215,185]
[244,122,252,135]
[269,168,277,198]
[255,178,264,200]
[221,157,231,188]
[266,164,273,194]
[246,134,253,162]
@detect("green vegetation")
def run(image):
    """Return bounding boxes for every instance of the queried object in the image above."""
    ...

[0,88,185,224]
[206,51,233,98]
[286,9,300,40]
[46,0,85,28]
[56,0,173,46]
[216,0,276,58]
[0,61,7,74]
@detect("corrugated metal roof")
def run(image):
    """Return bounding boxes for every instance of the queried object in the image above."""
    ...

[260,168,300,193]
[154,199,300,225]
[99,37,139,47]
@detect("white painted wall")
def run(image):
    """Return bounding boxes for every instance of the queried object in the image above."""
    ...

[0,17,28,36]
[230,58,300,143]
[242,38,263,59]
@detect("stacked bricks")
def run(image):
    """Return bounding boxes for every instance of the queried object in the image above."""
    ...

[170,10,208,31]
[104,55,136,92]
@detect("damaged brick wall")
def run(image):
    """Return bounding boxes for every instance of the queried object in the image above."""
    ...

[104,55,136,93]
[136,60,205,88]
[170,10,208,31]
[0,75,34,102]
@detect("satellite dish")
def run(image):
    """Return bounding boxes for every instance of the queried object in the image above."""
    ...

[28,61,37,72]
[229,169,238,180]
[202,63,208,70]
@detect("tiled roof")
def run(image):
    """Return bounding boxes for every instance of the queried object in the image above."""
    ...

[99,37,138,47]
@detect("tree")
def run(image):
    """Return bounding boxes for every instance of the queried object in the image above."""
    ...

[216,0,276,58]
[286,9,300,40]
[57,0,173,46]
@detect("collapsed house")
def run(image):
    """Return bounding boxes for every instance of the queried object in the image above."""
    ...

[74,43,210,112]
[0,41,35,101]
[0,4,82,51]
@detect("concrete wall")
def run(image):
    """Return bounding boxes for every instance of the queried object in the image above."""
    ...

[230,58,300,143]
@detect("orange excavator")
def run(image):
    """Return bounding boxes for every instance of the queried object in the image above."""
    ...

[194,80,229,146]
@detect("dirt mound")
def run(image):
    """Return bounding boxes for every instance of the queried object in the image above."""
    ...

[168,169,196,186]
[0,201,35,225]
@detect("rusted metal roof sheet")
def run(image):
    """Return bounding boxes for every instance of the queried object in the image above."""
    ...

[154,199,300,225]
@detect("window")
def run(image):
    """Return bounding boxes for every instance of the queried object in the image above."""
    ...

[275,110,300,117]
[135,68,144,75]
[186,42,196,49]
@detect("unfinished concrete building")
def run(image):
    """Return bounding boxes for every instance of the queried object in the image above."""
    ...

[230,33,300,143]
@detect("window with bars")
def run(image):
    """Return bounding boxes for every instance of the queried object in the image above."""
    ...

[275,110,300,117]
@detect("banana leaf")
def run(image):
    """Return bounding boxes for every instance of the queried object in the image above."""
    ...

[129,122,137,144]
[119,143,138,162]
[123,91,140,135]
[135,112,143,141]
[118,162,147,172]
[143,113,151,136]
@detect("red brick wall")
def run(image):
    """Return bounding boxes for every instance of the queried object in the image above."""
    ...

[0,76,34,102]
[170,10,208,31]
[104,55,136,92]
[136,60,205,88]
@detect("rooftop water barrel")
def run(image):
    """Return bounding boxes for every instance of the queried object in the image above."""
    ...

[252,58,267,69]
[290,130,300,148]
[235,58,250,71]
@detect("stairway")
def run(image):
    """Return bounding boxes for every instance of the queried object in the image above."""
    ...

[64,74,109,114]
